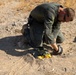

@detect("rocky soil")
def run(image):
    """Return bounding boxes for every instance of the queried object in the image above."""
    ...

[0,0,76,75]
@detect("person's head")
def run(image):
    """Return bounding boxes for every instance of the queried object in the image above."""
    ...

[58,7,75,22]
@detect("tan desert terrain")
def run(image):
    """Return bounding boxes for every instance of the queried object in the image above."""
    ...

[0,0,76,75]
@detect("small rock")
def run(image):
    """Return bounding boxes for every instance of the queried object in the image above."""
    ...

[12,22,16,26]
[73,37,76,42]
[64,68,67,72]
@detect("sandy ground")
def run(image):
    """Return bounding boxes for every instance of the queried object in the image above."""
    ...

[0,1,76,75]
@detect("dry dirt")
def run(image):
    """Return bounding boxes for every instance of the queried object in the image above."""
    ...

[0,0,76,75]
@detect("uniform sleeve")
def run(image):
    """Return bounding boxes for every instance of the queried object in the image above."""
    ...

[52,22,61,38]
[44,9,60,44]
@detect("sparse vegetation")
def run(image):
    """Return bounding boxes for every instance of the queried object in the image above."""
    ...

[15,0,76,12]
[0,0,76,75]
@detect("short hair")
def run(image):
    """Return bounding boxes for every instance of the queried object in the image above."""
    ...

[64,8,75,21]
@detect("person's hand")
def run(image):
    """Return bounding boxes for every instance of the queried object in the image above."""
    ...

[52,45,63,55]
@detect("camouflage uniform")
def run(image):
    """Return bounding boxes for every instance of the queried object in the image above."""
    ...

[23,2,64,47]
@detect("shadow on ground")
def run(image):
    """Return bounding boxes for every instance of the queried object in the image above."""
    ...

[0,35,36,57]
[0,35,67,57]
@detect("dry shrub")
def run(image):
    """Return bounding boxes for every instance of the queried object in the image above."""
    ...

[10,0,76,12]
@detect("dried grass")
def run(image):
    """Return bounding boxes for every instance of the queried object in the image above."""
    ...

[15,0,76,11]
[1,0,76,12]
